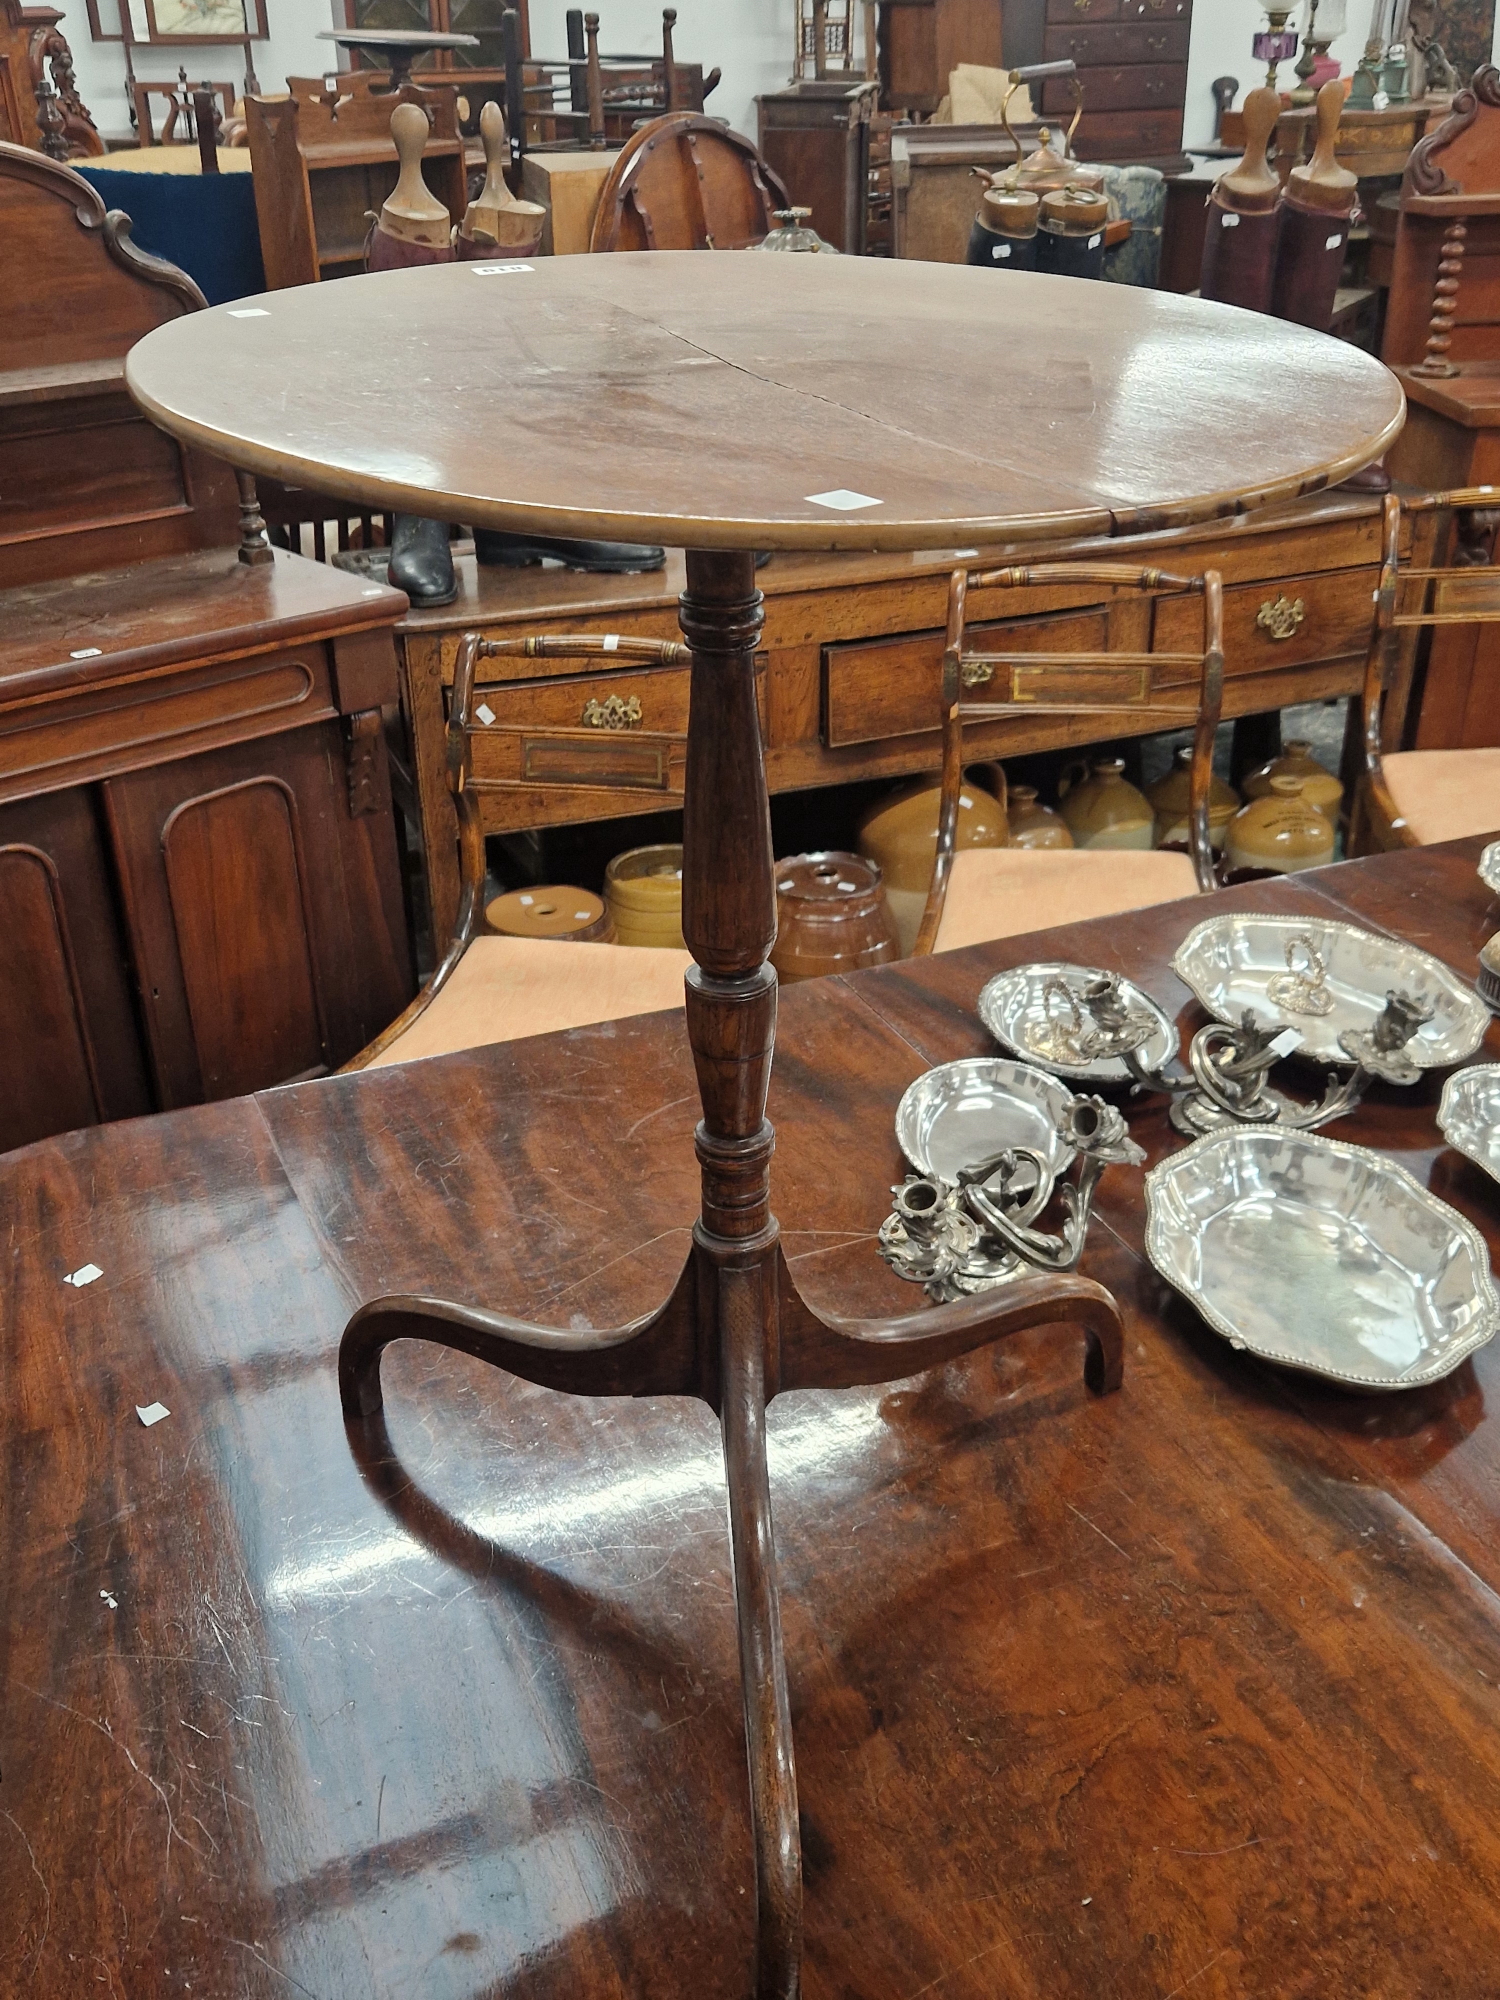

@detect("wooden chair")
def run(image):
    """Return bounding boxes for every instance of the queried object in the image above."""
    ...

[133,75,234,149]
[345,630,694,1070]
[589,111,791,251]
[913,562,1225,956]
[1354,487,1500,850]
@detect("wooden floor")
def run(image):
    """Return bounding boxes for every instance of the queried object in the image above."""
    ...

[3,839,1500,1998]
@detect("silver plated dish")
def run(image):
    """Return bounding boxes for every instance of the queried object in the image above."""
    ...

[1480,841,1500,896]
[1145,1127,1500,1389]
[1439,1063,1500,1186]
[895,1057,1076,1184]
[977,961,1178,1084]
[1173,913,1487,1070]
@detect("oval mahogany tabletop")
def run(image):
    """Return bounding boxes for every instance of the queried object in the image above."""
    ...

[125,253,1406,552]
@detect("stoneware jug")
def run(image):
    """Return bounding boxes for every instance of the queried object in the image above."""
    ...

[1147,745,1239,852]
[857,771,1009,955]
[1242,738,1343,823]
[1006,783,1073,850]
[770,852,901,982]
[1225,774,1335,875]
[1058,758,1153,850]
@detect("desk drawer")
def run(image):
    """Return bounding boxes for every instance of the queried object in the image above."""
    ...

[1042,62,1187,115]
[823,608,1108,749]
[1155,566,1377,679]
[462,661,766,794]
[1043,19,1190,62]
[0,646,335,803]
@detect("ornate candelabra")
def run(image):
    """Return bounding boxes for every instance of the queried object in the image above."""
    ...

[879,1095,1145,1301]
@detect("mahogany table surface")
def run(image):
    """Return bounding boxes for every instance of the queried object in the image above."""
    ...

[123,254,1405,552]
[4,836,1500,1998]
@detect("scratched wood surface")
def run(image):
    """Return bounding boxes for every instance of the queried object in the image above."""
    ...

[5,839,1500,1999]
[124,254,1406,553]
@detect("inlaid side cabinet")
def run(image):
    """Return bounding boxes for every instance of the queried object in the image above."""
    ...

[0,551,414,1156]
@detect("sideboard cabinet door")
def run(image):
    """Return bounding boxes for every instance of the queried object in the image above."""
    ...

[103,721,412,1108]
[0,788,152,1153]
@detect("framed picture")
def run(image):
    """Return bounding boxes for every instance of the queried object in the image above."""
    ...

[86,0,269,41]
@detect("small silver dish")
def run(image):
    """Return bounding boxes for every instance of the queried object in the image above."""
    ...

[977,961,1178,1084]
[1146,1127,1500,1389]
[895,1057,1076,1184]
[1439,1063,1500,1185]
[1479,842,1500,896]
[1173,913,1487,1070]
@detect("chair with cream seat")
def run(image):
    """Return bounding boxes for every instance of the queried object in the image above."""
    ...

[1354,487,1500,852]
[344,631,694,1071]
[913,561,1225,956]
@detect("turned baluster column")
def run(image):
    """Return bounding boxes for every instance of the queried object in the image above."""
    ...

[679,547,802,2000]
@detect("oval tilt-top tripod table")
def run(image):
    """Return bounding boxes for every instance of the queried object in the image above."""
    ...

[126,254,1404,1999]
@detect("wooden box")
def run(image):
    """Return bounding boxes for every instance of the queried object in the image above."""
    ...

[521,146,621,254]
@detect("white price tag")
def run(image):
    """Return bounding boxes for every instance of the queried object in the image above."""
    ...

[470,264,535,276]
[227,307,270,318]
[1222,213,1240,229]
[806,489,883,511]
[1268,1029,1303,1060]
[475,702,496,725]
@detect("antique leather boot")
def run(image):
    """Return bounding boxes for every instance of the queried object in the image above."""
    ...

[388,513,458,605]
[473,528,665,574]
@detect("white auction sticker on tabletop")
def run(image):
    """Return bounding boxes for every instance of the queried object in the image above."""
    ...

[806,489,883,511]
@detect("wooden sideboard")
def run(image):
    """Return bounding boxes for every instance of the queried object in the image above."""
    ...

[0,549,415,1155]
[395,491,1428,947]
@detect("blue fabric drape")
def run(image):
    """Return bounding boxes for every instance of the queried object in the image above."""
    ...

[76,165,265,306]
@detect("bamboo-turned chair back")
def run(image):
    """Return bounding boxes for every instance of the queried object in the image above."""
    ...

[1359,485,1500,828]
[914,562,1225,956]
[346,630,690,1070]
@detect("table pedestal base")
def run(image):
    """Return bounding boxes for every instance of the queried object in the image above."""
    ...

[338,548,1125,1999]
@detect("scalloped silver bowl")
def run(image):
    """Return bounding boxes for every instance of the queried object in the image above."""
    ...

[1146,1127,1499,1389]
[1440,1063,1500,1186]
[1480,842,1500,896]
[1172,913,1487,1069]
[977,961,1177,1084]
[895,1057,1077,1184]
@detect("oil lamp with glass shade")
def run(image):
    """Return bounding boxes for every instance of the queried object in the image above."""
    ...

[1291,0,1347,103]
[1254,3,1303,91]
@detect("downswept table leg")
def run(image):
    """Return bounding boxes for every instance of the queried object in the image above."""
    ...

[336,545,1125,2000]
[678,547,802,1996]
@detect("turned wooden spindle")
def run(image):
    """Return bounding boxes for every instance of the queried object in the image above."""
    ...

[1413,215,1468,377]
[235,469,274,566]
[1271,78,1359,331]
[585,11,606,148]
[662,7,679,111]
[456,100,545,256]
[1200,84,1284,314]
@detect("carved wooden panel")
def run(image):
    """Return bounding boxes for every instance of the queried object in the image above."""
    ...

[160,776,325,1102]
[0,786,152,1155]
[0,840,100,1149]
[104,724,412,1108]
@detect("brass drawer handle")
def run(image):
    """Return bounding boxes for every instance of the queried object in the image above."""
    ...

[581,694,643,730]
[1256,595,1306,641]
[960,659,995,688]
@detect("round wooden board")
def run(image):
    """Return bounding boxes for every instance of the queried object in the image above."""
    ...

[127,252,1406,552]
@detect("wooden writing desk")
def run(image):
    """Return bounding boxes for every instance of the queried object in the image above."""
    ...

[4,838,1500,1995]
[397,491,1432,951]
